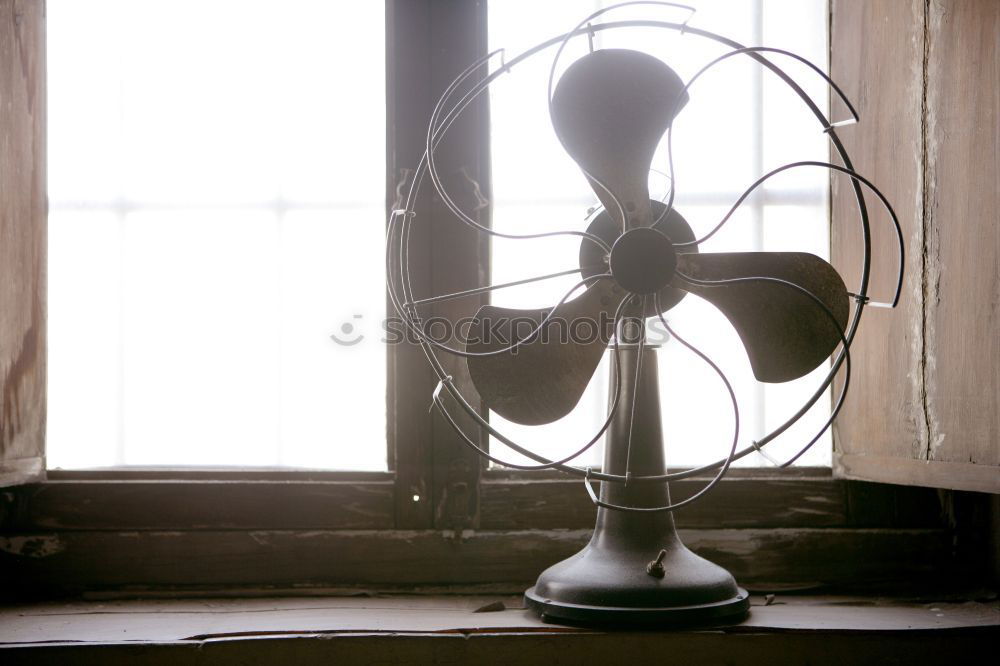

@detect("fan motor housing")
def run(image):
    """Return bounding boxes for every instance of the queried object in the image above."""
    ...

[610,226,678,294]
[580,200,698,317]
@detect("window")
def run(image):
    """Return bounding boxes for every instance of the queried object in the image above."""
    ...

[46,0,387,470]
[45,0,832,477]
[3,0,980,600]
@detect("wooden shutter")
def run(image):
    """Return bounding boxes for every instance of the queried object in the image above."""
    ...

[0,0,46,486]
[830,0,999,494]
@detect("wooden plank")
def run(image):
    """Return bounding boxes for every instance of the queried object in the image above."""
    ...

[830,0,1000,492]
[481,477,850,529]
[829,0,928,472]
[425,0,489,531]
[386,0,436,529]
[4,481,395,531]
[484,466,837,480]
[0,528,952,594]
[0,458,42,487]
[3,629,998,666]
[4,476,944,532]
[386,1,490,531]
[838,453,999,495]
[0,595,996,643]
[0,0,46,487]
[922,0,1000,472]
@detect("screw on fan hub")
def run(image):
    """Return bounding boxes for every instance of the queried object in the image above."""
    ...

[609,227,677,295]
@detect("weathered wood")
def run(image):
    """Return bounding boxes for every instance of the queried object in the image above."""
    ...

[0,527,952,595]
[3,476,944,532]
[829,0,927,473]
[839,453,999,495]
[921,0,1000,474]
[3,629,999,666]
[0,595,996,643]
[481,477,850,529]
[386,0,490,530]
[0,0,46,487]
[485,466,836,480]
[4,481,395,531]
[424,0,489,531]
[386,0,436,529]
[0,457,42,487]
[484,476,944,530]
[830,0,1000,493]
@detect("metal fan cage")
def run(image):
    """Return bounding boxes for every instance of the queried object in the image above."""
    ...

[386,2,904,512]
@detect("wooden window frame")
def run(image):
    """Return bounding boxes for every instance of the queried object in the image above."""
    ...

[1,0,989,599]
[2,465,957,595]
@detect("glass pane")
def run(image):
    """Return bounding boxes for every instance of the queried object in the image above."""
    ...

[47,211,123,468]
[47,0,386,470]
[487,0,831,469]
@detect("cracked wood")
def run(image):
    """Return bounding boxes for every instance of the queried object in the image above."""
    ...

[830,0,999,493]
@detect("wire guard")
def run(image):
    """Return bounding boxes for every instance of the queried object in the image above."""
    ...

[387,2,899,512]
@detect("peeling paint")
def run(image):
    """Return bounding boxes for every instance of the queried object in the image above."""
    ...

[249,532,273,546]
[0,535,65,558]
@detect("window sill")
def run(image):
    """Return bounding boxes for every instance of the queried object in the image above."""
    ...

[1,594,996,664]
[0,470,953,598]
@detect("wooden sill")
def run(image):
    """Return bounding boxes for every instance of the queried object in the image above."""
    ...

[1,594,996,664]
[0,472,953,597]
[12,468,941,533]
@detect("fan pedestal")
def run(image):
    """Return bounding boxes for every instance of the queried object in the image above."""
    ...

[524,343,749,626]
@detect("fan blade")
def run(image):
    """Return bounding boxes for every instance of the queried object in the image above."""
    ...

[551,49,687,229]
[466,280,625,426]
[675,252,849,383]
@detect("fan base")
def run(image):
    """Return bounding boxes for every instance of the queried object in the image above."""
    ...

[524,586,749,626]
[523,534,750,627]
[523,343,750,628]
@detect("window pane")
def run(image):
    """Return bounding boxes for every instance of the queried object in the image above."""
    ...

[47,211,123,468]
[488,0,831,468]
[47,0,386,470]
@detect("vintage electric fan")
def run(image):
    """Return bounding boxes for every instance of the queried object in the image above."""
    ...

[387,3,903,625]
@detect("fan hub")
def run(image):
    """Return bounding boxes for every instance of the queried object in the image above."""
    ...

[609,227,678,295]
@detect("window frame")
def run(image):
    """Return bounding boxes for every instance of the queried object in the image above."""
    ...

[0,0,967,598]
